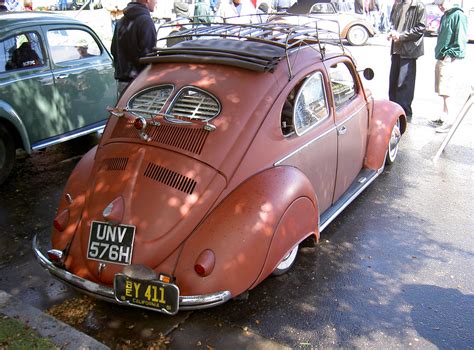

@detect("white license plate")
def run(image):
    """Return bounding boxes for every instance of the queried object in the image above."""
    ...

[87,221,135,265]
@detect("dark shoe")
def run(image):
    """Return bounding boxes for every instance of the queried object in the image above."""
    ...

[429,118,444,127]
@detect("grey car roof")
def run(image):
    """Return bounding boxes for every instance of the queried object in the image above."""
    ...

[0,11,84,37]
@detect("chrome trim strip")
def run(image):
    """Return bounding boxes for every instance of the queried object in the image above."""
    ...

[274,125,337,166]
[0,62,111,87]
[31,123,105,150]
[319,166,384,232]
[33,235,232,311]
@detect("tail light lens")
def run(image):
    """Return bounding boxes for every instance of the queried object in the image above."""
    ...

[194,249,215,277]
[47,249,63,265]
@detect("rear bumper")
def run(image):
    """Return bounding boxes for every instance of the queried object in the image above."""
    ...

[32,235,231,312]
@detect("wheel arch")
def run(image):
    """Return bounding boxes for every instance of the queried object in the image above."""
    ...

[0,101,31,153]
[364,100,407,170]
[341,21,375,38]
[174,166,319,298]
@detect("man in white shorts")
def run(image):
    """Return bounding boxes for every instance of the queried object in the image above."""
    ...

[430,0,468,133]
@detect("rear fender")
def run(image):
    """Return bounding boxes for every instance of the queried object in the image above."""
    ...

[364,101,406,170]
[250,195,318,289]
[51,146,97,250]
[174,166,318,297]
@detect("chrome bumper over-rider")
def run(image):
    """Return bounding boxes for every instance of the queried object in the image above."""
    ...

[32,235,232,311]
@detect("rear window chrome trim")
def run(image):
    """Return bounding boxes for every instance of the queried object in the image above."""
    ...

[126,83,175,118]
[165,85,221,124]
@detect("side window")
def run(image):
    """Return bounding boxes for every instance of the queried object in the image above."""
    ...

[47,29,101,64]
[329,62,357,109]
[1,32,45,73]
[294,72,329,136]
[281,72,329,136]
[311,3,335,14]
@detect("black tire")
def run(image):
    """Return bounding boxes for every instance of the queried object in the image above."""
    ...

[346,25,369,46]
[272,244,298,276]
[385,118,401,165]
[0,124,16,185]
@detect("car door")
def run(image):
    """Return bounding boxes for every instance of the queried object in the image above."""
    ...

[0,28,56,146]
[43,24,116,136]
[326,58,369,202]
[277,70,338,213]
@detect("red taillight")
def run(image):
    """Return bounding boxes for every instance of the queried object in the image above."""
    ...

[47,249,63,263]
[53,209,69,232]
[133,117,146,130]
[194,249,215,277]
[194,264,206,276]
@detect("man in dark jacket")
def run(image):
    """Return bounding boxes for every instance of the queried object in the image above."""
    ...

[111,0,157,95]
[388,0,426,120]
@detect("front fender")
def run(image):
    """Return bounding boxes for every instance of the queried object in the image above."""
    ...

[364,100,406,170]
[0,100,31,152]
[174,166,318,298]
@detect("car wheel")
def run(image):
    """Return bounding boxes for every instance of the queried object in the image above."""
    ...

[346,25,369,46]
[385,118,401,165]
[0,124,16,185]
[272,244,298,276]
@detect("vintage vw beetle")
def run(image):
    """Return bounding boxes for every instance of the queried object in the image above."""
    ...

[34,21,406,315]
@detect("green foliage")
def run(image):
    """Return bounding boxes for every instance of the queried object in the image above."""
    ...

[0,315,58,350]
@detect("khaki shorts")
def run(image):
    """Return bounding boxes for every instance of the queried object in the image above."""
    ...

[435,57,459,97]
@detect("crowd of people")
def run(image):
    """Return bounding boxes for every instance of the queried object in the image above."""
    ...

[0,0,469,133]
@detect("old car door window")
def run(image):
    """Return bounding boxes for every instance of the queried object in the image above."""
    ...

[292,71,329,136]
[47,29,101,63]
[310,3,336,14]
[1,32,44,72]
[329,63,356,108]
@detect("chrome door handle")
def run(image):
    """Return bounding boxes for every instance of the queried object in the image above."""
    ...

[55,73,69,79]
[338,125,347,135]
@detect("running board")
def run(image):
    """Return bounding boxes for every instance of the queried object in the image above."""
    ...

[320,168,381,232]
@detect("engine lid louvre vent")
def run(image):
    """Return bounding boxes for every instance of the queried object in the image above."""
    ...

[110,120,208,155]
[144,162,197,195]
[147,125,208,154]
[102,157,128,171]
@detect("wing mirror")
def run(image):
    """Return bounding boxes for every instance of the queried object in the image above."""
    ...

[362,68,374,80]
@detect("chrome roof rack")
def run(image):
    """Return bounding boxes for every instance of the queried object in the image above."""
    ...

[143,15,347,79]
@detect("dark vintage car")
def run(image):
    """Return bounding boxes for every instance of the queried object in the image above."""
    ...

[34,20,406,315]
[0,12,116,184]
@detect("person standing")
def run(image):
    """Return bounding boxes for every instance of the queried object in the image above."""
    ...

[102,0,129,33]
[387,0,426,120]
[111,0,157,95]
[430,0,468,133]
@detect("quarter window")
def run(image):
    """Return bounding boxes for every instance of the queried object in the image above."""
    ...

[1,32,44,73]
[329,62,357,108]
[47,29,101,64]
[293,72,329,136]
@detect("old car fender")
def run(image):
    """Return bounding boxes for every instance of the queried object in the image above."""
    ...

[174,166,319,298]
[51,146,98,250]
[341,20,376,37]
[364,100,407,170]
[0,100,32,153]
